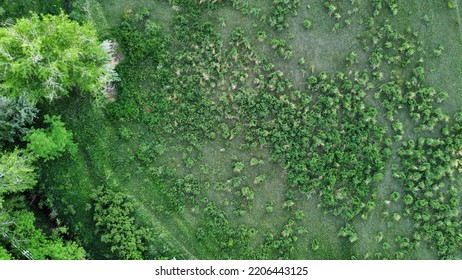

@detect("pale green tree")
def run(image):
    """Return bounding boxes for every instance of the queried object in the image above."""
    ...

[0,13,118,103]
[0,150,36,205]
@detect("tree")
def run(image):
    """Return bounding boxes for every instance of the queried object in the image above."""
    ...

[233,161,245,173]
[92,186,147,260]
[24,115,76,161]
[338,224,358,243]
[0,94,38,145]
[1,208,86,260]
[0,0,63,22]
[0,245,11,260]
[0,150,36,205]
[241,187,254,201]
[390,191,401,202]
[0,13,118,103]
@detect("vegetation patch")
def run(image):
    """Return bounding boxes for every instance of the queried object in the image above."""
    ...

[1,0,462,260]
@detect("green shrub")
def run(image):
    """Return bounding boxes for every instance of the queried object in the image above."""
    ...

[92,186,148,260]
[24,115,76,161]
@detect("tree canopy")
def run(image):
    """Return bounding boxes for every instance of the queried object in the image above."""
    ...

[0,150,36,204]
[24,115,76,161]
[0,94,37,145]
[0,13,117,103]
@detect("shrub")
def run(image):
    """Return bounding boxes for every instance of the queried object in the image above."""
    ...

[92,186,148,260]
[303,19,312,29]
[24,115,76,161]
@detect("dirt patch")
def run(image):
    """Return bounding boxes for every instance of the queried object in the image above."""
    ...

[111,41,125,66]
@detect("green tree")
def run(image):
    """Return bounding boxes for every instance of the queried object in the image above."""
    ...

[311,238,319,251]
[0,94,38,145]
[0,245,11,260]
[93,186,147,260]
[303,19,312,29]
[0,150,36,205]
[24,115,76,161]
[390,191,401,202]
[1,208,85,260]
[0,0,64,22]
[241,187,255,201]
[0,13,118,103]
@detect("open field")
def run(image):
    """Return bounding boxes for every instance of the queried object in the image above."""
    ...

[29,0,462,259]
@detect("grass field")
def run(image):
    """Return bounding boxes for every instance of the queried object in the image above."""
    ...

[38,0,462,259]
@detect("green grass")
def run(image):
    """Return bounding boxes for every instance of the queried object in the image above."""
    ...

[39,0,462,259]
[403,0,462,116]
[99,0,174,31]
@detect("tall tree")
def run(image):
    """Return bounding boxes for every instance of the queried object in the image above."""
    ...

[0,13,118,103]
[0,150,36,206]
[1,206,86,260]
[0,94,38,145]
[93,186,147,260]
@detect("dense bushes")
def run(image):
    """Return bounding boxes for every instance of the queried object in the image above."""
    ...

[100,0,462,260]
[220,30,387,222]
[24,115,76,161]
[92,186,148,260]
[269,0,301,31]
[108,12,171,123]
[1,205,86,260]
[393,115,462,259]
[0,194,85,260]
[0,0,64,23]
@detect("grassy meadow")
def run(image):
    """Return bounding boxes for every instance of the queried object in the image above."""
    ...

[35,0,462,259]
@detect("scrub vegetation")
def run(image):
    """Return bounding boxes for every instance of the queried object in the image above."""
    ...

[1,0,461,260]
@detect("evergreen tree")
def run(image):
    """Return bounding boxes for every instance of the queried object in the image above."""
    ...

[0,94,38,145]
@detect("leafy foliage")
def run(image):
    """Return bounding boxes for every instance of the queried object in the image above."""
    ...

[268,0,301,31]
[0,245,11,260]
[0,150,36,204]
[92,186,148,260]
[0,94,38,145]
[0,197,86,260]
[394,117,462,259]
[24,0,462,260]
[0,0,64,23]
[24,115,76,161]
[0,13,117,103]
[1,211,85,260]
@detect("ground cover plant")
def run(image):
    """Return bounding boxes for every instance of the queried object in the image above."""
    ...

[1,0,462,259]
